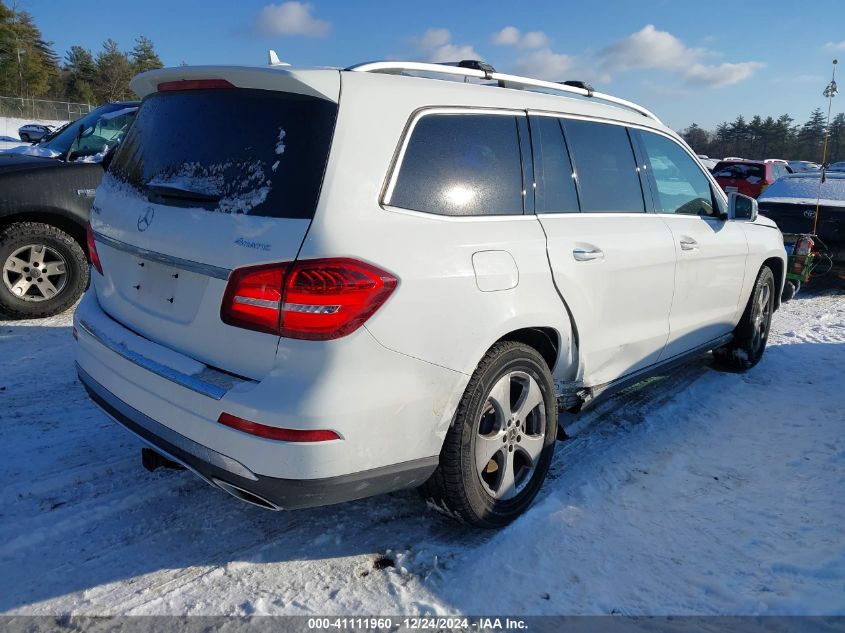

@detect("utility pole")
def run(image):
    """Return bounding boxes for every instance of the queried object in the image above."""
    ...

[814,59,838,235]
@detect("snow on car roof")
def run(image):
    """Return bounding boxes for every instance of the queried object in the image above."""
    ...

[759,172,845,207]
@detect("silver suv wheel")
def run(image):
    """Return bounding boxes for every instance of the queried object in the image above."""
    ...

[2,244,68,303]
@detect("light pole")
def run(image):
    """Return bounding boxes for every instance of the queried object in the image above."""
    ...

[814,59,838,235]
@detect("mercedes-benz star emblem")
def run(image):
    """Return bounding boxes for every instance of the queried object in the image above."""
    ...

[137,207,155,232]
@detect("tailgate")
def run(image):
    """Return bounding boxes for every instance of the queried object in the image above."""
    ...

[90,77,338,380]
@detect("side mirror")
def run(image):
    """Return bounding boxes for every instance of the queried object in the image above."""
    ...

[728,192,757,222]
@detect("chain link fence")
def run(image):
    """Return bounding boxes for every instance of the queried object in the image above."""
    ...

[0,95,94,121]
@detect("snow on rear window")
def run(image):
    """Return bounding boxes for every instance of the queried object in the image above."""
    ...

[109,88,337,219]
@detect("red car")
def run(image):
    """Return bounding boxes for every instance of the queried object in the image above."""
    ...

[712,160,790,198]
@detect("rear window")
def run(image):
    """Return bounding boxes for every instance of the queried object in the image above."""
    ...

[110,88,338,219]
[712,162,764,181]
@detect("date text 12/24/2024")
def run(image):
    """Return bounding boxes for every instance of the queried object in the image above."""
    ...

[307,617,529,631]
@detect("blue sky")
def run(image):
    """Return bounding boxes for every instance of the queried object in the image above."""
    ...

[24,0,845,130]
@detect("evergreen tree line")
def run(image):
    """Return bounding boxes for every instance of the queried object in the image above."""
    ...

[681,108,845,164]
[0,1,162,105]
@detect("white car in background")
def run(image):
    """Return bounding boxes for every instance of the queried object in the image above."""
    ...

[74,60,787,527]
[787,160,821,173]
[17,123,54,143]
[696,154,719,170]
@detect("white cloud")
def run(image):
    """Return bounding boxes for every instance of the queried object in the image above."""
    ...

[598,24,761,88]
[823,40,845,52]
[413,28,480,63]
[492,26,520,46]
[599,24,701,71]
[491,26,549,49]
[254,2,331,38]
[684,62,763,88]
[512,48,575,80]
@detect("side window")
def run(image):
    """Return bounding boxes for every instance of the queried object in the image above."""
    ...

[531,116,580,214]
[561,119,645,213]
[388,113,525,216]
[638,130,715,216]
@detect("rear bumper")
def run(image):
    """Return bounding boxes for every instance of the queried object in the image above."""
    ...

[78,364,437,510]
[74,290,464,509]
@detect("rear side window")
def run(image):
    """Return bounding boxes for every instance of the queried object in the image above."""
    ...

[531,116,580,214]
[110,88,338,219]
[388,113,525,216]
[638,130,714,216]
[562,119,645,213]
[712,162,765,181]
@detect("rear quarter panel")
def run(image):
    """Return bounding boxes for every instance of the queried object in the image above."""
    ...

[298,72,577,380]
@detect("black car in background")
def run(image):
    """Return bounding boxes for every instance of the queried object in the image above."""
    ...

[0,102,138,318]
[757,172,845,264]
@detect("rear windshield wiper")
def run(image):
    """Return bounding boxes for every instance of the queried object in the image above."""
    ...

[145,183,221,203]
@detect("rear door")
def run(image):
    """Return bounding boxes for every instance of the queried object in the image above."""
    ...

[530,114,676,387]
[90,75,339,379]
[633,129,748,358]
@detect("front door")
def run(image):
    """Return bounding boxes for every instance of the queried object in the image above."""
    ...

[633,129,748,359]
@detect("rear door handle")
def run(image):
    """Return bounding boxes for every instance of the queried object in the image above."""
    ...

[679,237,698,251]
[572,247,605,262]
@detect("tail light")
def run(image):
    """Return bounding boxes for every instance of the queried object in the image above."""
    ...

[220,263,287,334]
[221,258,397,340]
[218,412,340,442]
[86,224,103,275]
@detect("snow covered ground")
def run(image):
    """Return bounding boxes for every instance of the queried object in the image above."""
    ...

[1,284,843,616]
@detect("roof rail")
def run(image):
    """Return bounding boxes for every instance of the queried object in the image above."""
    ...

[346,60,661,123]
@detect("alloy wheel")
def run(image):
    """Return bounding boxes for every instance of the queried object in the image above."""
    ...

[2,244,68,303]
[751,283,771,355]
[475,370,547,500]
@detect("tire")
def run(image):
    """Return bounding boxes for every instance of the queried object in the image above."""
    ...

[713,266,775,371]
[0,221,89,319]
[781,279,800,303]
[421,341,557,528]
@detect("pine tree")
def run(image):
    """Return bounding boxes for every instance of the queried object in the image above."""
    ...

[64,45,96,104]
[0,2,59,98]
[93,38,132,103]
[681,123,710,154]
[825,112,844,163]
[798,108,827,162]
[130,35,163,75]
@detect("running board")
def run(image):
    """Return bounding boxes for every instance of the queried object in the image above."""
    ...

[556,333,733,434]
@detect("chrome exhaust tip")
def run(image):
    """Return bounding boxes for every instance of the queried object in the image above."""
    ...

[212,478,281,511]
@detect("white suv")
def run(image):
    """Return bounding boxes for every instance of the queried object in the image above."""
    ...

[74,60,787,527]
